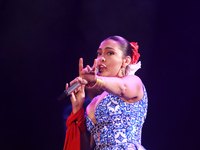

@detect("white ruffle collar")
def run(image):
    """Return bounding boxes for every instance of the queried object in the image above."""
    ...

[127,61,141,75]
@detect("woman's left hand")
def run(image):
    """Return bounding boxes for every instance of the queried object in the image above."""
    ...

[66,77,87,113]
[78,58,97,86]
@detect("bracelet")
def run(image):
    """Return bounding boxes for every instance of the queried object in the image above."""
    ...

[87,78,103,90]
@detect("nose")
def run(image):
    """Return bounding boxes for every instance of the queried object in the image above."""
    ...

[101,56,105,62]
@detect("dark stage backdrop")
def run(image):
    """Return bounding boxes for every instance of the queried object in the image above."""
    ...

[1,0,199,150]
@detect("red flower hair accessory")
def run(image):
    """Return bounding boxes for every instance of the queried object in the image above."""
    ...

[130,42,140,64]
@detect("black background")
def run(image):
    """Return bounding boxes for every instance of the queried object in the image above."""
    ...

[1,0,200,149]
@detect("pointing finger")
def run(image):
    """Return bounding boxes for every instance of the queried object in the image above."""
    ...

[92,59,97,73]
[79,58,83,74]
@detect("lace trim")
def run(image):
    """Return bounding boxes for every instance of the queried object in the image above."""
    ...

[126,61,141,75]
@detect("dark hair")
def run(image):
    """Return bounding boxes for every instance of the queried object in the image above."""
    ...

[105,35,133,59]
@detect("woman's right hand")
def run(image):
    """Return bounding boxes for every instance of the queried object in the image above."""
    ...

[66,77,87,114]
[79,58,98,86]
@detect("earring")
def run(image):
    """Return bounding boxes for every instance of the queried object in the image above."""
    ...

[121,68,125,76]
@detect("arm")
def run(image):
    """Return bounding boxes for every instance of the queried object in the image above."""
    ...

[99,75,143,100]
[78,58,144,103]
[65,78,95,149]
[95,75,144,102]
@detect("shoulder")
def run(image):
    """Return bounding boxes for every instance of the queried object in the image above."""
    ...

[123,74,143,85]
[125,74,141,79]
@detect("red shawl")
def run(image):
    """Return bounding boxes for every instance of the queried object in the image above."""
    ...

[63,107,86,150]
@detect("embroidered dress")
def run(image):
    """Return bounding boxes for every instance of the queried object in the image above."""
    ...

[86,86,148,150]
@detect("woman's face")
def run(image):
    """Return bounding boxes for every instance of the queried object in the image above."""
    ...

[96,39,125,77]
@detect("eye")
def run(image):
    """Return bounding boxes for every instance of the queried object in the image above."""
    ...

[107,52,114,55]
[97,52,101,56]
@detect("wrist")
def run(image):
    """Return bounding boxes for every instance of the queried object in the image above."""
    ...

[87,78,97,87]
[87,77,105,90]
[72,107,81,114]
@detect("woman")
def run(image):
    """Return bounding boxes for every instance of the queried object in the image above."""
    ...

[63,36,148,150]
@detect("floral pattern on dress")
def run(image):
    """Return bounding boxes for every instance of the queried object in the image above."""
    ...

[86,86,148,150]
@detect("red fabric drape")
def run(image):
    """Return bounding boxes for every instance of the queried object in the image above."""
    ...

[63,107,86,150]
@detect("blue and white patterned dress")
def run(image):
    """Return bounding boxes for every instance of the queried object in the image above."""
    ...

[86,86,148,150]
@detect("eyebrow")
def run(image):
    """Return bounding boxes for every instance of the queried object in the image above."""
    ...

[97,47,116,51]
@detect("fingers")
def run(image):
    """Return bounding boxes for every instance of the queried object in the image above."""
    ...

[84,59,97,74]
[70,77,88,85]
[81,78,88,85]
[65,83,68,89]
[86,65,92,72]
[80,85,85,93]
[92,59,97,73]
[79,58,83,74]
[70,92,76,102]
[79,58,98,75]
[70,77,80,86]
